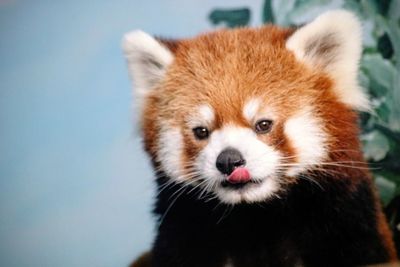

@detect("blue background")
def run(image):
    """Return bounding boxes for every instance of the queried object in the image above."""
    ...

[0,1,263,266]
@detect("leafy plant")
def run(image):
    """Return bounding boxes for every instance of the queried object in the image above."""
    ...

[209,0,400,254]
[209,8,251,27]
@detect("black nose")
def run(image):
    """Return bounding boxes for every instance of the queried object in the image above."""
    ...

[216,148,246,175]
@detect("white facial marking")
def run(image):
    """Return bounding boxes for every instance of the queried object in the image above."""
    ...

[196,125,282,204]
[157,125,184,180]
[243,98,260,122]
[284,109,327,176]
[187,104,215,128]
[243,98,277,125]
[188,104,215,128]
[199,104,215,124]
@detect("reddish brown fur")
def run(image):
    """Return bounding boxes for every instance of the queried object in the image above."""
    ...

[143,26,363,175]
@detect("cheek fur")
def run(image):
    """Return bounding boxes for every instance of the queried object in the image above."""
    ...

[259,121,297,162]
[181,130,205,174]
[284,109,328,176]
[157,126,185,181]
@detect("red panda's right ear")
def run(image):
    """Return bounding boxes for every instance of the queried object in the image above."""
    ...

[122,30,175,107]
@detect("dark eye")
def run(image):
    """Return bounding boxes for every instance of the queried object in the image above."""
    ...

[192,127,209,140]
[255,119,273,134]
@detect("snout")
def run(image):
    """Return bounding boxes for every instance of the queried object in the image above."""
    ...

[216,147,251,184]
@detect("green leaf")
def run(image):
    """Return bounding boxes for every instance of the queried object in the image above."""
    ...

[293,0,331,9]
[375,101,391,122]
[287,0,332,24]
[375,175,397,205]
[363,17,400,131]
[375,15,400,69]
[343,0,365,18]
[361,53,396,95]
[209,8,251,28]
[262,0,274,23]
[362,130,390,161]
[388,0,400,23]
[374,19,400,134]
[359,70,370,89]
[367,0,390,15]
[377,33,394,59]
[388,74,400,131]
[272,0,296,26]
[374,123,400,143]
[361,0,380,16]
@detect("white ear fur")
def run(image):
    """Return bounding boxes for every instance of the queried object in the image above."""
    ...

[122,30,174,105]
[286,10,370,111]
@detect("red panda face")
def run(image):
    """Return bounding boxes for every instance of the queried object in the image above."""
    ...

[124,11,369,204]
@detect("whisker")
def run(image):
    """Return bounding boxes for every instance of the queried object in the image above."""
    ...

[217,204,234,224]
[275,162,373,170]
[298,174,325,191]
[187,179,209,194]
[158,188,187,228]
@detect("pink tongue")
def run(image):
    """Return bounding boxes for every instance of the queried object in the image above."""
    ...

[227,167,251,184]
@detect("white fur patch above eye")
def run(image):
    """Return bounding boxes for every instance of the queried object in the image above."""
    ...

[243,98,261,122]
[284,109,327,176]
[198,104,215,125]
[286,10,369,111]
[157,126,184,181]
[187,104,215,128]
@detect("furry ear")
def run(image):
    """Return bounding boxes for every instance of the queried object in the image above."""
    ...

[122,30,175,105]
[286,10,369,111]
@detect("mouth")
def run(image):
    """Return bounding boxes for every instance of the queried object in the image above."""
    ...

[220,179,263,190]
[219,166,262,191]
[215,176,279,204]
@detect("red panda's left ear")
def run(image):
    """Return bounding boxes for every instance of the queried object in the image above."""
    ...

[122,31,178,111]
[286,10,370,111]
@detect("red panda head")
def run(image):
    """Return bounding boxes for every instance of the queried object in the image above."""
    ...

[123,10,369,204]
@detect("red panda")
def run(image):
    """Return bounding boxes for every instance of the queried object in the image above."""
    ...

[123,10,397,267]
